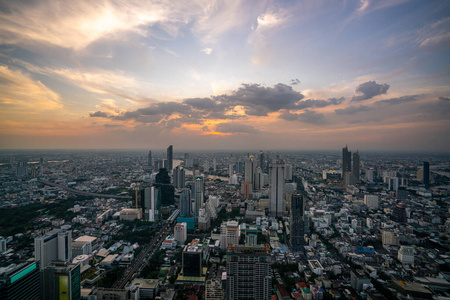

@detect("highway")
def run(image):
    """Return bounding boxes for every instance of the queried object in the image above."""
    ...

[112,209,179,289]
[38,179,132,200]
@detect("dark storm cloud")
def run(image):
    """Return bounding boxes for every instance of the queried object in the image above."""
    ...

[351,81,390,102]
[90,111,109,118]
[216,83,304,116]
[335,105,372,115]
[439,96,450,101]
[215,123,259,133]
[279,110,326,124]
[183,97,220,110]
[290,78,301,85]
[296,97,344,109]
[374,95,419,105]
[111,83,306,127]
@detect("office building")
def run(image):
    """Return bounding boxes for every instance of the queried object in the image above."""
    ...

[423,161,430,188]
[174,223,187,244]
[241,181,252,199]
[342,145,352,179]
[35,228,72,270]
[198,208,210,231]
[226,244,272,300]
[167,145,173,171]
[244,156,256,188]
[220,221,240,250]
[0,262,40,300]
[193,176,204,217]
[290,194,305,252]
[398,245,414,265]
[259,150,265,172]
[235,161,244,174]
[42,262,80,300]
[353,151,360,180]
[182,239,203,277]
[180,188,191,218]
[364,195,379,210]
[269,163,285,217]
[155,168,174,206]
[285,164,292,181]
[148,150,152,168]
[173,166,185,189]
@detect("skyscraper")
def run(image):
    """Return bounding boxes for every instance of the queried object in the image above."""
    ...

[180,188,191,218]
[148,150,152,168]
[423,161,430,188]
[269,163,285,217]
[182,239,203,277]
[244,156,256,188]
[173,166,185,189]
[155,168,174,206]
[193,176,204,217]
[0,262,40,300]
[42,262,80,300]
[353,151,360,180]
[167,145,173,171]
[34,228,72,270]
[226,244,272,300]
[290,194,305,252]
[342,145,352,179]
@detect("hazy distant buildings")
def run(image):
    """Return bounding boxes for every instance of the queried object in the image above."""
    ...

[269,164,285,217]
[342,146,360,186]
[342,145,352,179]
[167,145,173,171]
[423,161,430,188]
[290,194,305,252]
[148,150,152,168]
[353,151,360,180]
[34,228,72,270]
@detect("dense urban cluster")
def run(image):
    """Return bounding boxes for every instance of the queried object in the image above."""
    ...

[0,147,449,300]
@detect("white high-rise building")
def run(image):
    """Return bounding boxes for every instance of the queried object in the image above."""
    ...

[364,195,379,210]
[269,164,285,217]
[398,245,414,265]
[220,221,240,250]
[35,228,72,270]
[174,223,187,244]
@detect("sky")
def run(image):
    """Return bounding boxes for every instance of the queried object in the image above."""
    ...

[0,0,449,152]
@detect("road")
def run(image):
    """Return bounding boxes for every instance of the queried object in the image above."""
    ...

[112,218,176,289]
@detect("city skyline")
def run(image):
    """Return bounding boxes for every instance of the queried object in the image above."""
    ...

[0,1,449,151]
